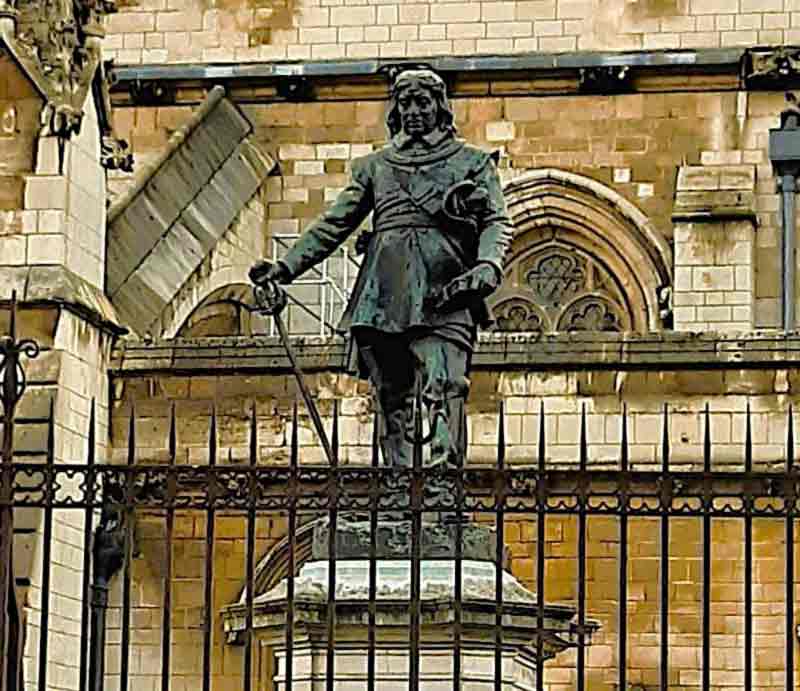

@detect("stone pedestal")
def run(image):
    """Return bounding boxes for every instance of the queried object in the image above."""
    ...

[222,523,595,689]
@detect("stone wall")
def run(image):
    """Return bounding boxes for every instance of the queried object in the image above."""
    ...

[103,0,799,65]
[112,87,788,330]
[1,304,115,691]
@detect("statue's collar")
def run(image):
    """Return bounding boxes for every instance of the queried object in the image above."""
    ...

[392,128,451,151]
[384,134,464,166]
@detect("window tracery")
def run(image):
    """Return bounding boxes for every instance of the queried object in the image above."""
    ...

[491,239,633,334]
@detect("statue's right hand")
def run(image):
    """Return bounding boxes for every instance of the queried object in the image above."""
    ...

[249,260,290,285]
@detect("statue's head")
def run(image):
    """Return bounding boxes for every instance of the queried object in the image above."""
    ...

[386,69,456,139]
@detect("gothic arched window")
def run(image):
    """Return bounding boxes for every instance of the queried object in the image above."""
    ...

[494,238,633,334]
[492,169,673,334]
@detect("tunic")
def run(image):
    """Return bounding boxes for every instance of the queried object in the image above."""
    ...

[278,134,513,342]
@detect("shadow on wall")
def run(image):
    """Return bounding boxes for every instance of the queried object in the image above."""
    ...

[589,0,685,49]
[209,0,297,47]
[115,0,297,47]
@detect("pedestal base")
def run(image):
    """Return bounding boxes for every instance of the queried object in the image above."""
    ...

[223,558,596,690]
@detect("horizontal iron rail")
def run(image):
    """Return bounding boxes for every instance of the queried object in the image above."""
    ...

[3,464,799,515]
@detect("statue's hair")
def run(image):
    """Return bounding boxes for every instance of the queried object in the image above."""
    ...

[385,69,457,138]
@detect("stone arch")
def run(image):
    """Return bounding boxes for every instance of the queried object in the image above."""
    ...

[497,168,672,333]
[173,282,262,338]
[233,519,321,607]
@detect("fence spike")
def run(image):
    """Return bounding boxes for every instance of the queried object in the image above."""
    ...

[497,400,505,469]
[209,406,217,467]
[47,397,55,463]
[331,398,339,465]
[703,403,711,473]
[745,401,753,473]
[291,401,299,469]
[538,400,545,472]
[9,289,16,341]
[661,403,670,473]
[169,403,177,464]
[127,403,136,466]
[620,403,628,472]
[371,411,380,468]
[250,402,257,466]
[579,403,587,471]
[87,399,96,467]
[788,405,795,471]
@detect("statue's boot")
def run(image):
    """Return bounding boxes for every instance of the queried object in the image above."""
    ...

[424,393,467,521]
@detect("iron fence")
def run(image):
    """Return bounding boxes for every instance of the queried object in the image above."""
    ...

[1,294,800,691]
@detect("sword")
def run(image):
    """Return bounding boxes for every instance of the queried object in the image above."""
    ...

[252,273,337,466]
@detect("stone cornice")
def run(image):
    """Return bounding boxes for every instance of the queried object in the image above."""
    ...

[109,332,800,377]
[109,47,759,106]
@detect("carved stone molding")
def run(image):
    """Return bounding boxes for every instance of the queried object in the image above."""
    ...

[6,0,116,138]
[101,134,132,172]
[745,47,800,89]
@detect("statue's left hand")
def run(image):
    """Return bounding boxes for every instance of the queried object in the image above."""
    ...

[436,263,500,312]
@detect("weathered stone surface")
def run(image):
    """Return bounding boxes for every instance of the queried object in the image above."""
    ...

[312,520,501,562]
[107,87,276,335]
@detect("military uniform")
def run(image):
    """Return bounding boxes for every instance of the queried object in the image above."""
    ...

[278,130,513,467]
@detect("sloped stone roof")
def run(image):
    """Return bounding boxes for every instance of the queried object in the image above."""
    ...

[106,86,275,335]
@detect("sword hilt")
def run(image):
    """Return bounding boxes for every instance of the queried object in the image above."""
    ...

[253,278,288,316]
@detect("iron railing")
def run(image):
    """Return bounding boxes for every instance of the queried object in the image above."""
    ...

[1,295,800,691]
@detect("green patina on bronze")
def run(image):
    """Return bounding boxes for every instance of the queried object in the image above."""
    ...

[252,68,512,472]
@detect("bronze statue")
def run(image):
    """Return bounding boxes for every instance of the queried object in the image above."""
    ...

[251,69,512,469]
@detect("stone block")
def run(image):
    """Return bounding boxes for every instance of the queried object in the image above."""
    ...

[0,235,26,265]
[330,6,375,26]
[693,266,734,292]
[677,166,719,192]
[27,234,66,264]
[24,176,67,210]
[430,2,481,23]
[486,121,515,141]
[517,1,557,20]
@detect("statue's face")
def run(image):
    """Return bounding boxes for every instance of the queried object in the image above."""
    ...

[397,86,439,138]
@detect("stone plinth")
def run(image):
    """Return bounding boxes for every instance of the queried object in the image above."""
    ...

[312,519,503,562]
[223,556,596,689]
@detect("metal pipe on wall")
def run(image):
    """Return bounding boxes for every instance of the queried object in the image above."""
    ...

[770,94,800,332]
[780,173,797,331]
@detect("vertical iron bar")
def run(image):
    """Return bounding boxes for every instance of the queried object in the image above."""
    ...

[744,403,753,691]
[660,404,670,691]
[0,291,19,691]
[285,402,298,691]
[618,405,629,691]
[409,382,423,691]
[494,402,505,690]
[536,402,546,691]
[702,405,711,691]
[161,406,177,691]
[326,401,339,691]
[786,406,795,691]
[120,407,136,691]
[576,405,587,691]
[368,414,378,691]
[453,408,465,691]
[37,400,55,691]
[243,404,257,691]
[202,409,217,691]
[79,400,97,691]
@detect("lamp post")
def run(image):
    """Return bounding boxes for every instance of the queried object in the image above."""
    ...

[770,94,800,331]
